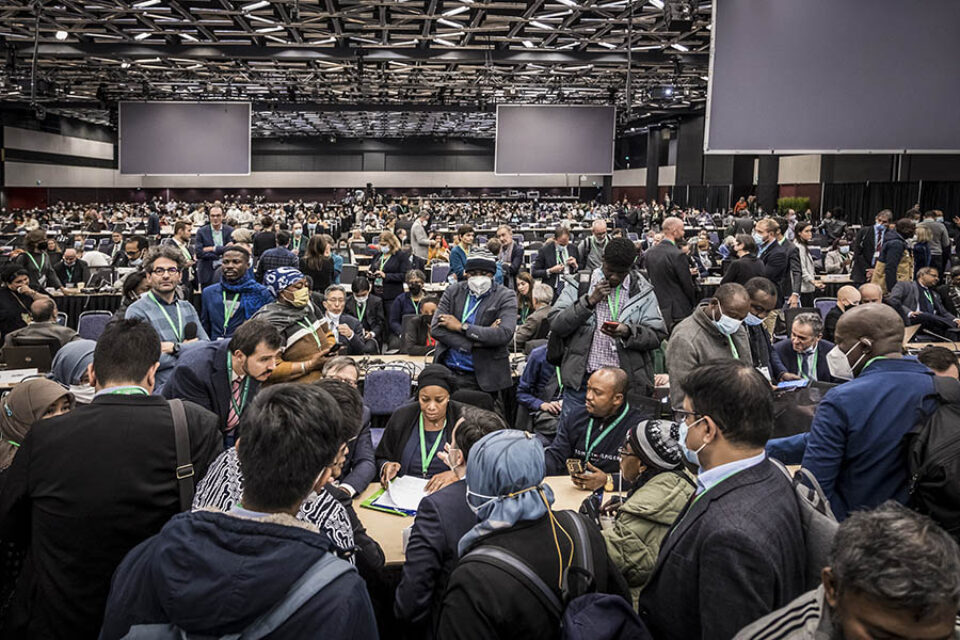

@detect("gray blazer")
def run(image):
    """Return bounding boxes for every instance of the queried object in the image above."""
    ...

[431,281,518,392]
[410,219,431,260]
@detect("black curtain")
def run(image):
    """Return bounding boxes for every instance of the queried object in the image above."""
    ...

[822,183,867,224]
[920,181,960,215]
[687,185,730,213]
[866,182,919,219]
[670,186,688,209]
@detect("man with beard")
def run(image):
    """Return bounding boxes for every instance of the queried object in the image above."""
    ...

[200,245,273,340]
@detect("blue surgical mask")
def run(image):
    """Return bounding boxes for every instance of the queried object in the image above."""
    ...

[839,245,850,255]
[379,245,390,254]
[937,217,944,223]
[752,232,764,246]
[743,312,765,326]
[713,301,743,336]
[678,417,707,468]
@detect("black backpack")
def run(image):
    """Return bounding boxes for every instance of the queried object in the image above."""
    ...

[546,272,595,367]
[906,375,960,540]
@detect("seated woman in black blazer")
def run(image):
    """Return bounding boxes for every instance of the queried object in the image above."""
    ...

[720,233,766,286]
[401,296,440,356]
[376,364,466,494]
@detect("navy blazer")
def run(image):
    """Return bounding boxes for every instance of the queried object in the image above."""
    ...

[394,480,476,631]
[499,242,524,288]
[637,459,806,640]
[531,242,580,301]
[162,339,261,445]
[759,241,789,303]
[339,406,376,496]
[328,314,370,355]
[194,224,235,288]
[773,338,838,383]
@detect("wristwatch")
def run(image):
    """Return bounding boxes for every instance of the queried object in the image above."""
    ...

[604,474,615,492]
[461,322,470,334]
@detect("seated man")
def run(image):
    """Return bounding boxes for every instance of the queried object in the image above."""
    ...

[888,266,960,337]
[823,285,860,342]
[516,344,563,444]
[99,384,378,639]
[858,282,883,305]
[514,282,553,350]
[54,248,90,287]
[773,312,839,383]
[543,367,643,492]
[395,408,506,637]
[3,297,78,350]
[744,277,791,383]
[323,284,377,355]
[737,502,960,640]
[162,318,283,448]
[918,345,960,379]
[638,360,805,639]
[345,276,385,345]
[400,296,439,355]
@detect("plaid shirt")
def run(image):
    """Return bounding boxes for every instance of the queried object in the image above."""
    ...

[256,247,300,280]
[586,271,630,373]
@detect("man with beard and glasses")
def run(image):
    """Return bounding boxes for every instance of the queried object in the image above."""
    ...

[200,245,273,340]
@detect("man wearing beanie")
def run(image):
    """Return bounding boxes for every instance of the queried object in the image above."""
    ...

[549,237,667,423]
[432,248,518,399]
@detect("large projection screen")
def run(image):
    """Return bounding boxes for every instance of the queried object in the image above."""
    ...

[706,0,960,154]
[495,105,615,174]
[119,102,251,175]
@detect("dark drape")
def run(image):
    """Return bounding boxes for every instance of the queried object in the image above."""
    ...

[867,182,919,220]
[920,182,960,215]
[822,183,867,224]
[686,185,730,213]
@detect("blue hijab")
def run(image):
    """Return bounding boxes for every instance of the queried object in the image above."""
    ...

[49,339,96,385]
[221,268,275,321]
[458,430,555,556]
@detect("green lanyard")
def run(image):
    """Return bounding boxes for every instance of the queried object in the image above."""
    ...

[411,296,420,315]
[147,291,183,342]
[607,285,623,321]
[222,292,241,332]
[356,301,366,323]
[226,352,250,417]
[297,318,324,348]
[923,289,934,307]
[292,237,301,252]
[726,335,739,359]
[26,252,45,273]
[862,356,887,372]
[65,266,74,282]
[6,439,20,448]
[176,241,192,263]
[584,402,630,463]
[555,367,563,394]
[520,304,530,324]
[106,386,149,396]
[419,413,446,476]
[379,255,389,271]
[797,350,818,380]
[556,245,568,266]
[460,295,483,323]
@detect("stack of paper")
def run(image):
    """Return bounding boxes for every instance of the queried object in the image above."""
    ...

[382,476,429,512]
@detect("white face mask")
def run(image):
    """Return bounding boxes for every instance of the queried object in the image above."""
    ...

[467,275,493,296]
[354,296,368,305]
[713,301,743,336]
[826,342,867,381]
[743,312,765,326]
[677,417,707,468]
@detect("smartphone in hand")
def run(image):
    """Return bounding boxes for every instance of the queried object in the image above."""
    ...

[566,458,585,476]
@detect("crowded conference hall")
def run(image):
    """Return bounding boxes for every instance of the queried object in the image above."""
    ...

[2,1,960,639]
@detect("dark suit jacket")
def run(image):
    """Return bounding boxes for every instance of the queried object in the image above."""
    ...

[346,294,386,341]
[499,242,524,289]
[531,242,580,300]
[888,280,956,325]
[760,241,789,302]
[643,240,696,330]
[194,224,235,288]
[637,459,806,640]
[329,313,370,355]
[823,305,843,342]
[0,394,220,640]
[54,259,90,286]
[146,213,161,237]
[395,480,476,633]
[773,338,838,383]
[721,254,765,286]
[781,239,803,302]
[162,339,262,439]
[851,224,881,284]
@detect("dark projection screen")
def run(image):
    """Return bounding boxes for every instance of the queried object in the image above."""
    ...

[119,102,251,174]
[495,106,615,174]
[706,0,960,154]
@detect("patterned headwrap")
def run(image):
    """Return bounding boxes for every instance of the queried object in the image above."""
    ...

[263,266,305,298]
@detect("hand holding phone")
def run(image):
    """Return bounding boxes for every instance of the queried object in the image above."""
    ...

[566,458,585,476]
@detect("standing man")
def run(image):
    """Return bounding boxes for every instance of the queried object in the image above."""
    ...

[200,245,273,340]
[164,220,195,291]
[16,229,63,291]
[288,221,306,258]
[145,207,161,240]
[125,245,208,391]
[410,209,432,264]
[54,247,90,287]
[0,318,220,639]
[104,230,125,263]
[755,218,789,304]
[495,224,524,289]
[163,318,282,447]
[919,209,951,278]
[194,206,235,290]
[643,216,696,331]
[773,216,803,309]
[255,230,299,281]
[851,209,892,286]
[432,249,517,397]
[577,219,610,272]
[744,277,791,383]
[823,285,860,342]
[532,225,580,302]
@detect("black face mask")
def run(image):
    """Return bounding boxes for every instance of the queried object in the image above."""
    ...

[409,284,423,295]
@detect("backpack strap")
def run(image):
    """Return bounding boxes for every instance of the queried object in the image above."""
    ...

[462,546,563,619]
[558,510,596,601]
[169,398,194,512]
[767,457,837,521]
[232,553,355,640]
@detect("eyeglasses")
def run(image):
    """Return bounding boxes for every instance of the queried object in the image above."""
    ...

[125,250,141,257]
[150,267,181,276]
[617,447,638,459]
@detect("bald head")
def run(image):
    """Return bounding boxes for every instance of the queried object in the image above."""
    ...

[586,367,628,418]
[835,303,904,366]
[662,217,684,242]
[858,283,883,305]
[837,285,861,310]
[30,297,56,322]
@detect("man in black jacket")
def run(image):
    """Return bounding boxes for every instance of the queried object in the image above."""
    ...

[495,224,525,289]
[345,276,386,345]
[643,216,697,331]
[774,216,803,309]
[0,318,220,640]
[851,209,892,286]
[637,360,806,639]
[323,284,378,355]
[532,225,580,302]
[54,247,90,287]
[756,218,788,304]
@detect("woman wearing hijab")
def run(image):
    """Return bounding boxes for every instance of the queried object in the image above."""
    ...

[253,267,336,384]
[376,364,465,492]
[437,430,628,640]
[49,339,97,404]
[601,419,695,604]
[0,379,74,618]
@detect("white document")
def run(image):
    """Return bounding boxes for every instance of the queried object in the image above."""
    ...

[0,368,39,385]
[383,475,430,512]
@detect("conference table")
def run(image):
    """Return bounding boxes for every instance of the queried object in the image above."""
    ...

[699,274,853,299]
[356,475,589,565]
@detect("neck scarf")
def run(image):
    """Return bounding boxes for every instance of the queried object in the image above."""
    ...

[459,430,554,556]
[221,268,274,321]
[0,379,73,469]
